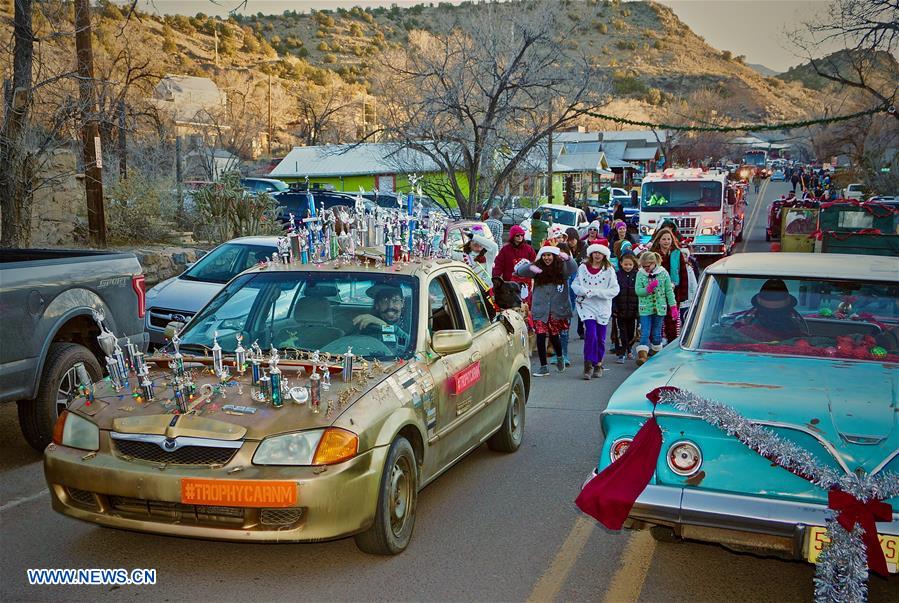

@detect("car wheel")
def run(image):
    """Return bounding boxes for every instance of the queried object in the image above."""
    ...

[17,343,102,452]
[487,373,526,452]
[354,437,418,555]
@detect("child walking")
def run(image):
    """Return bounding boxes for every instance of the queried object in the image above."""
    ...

[515,245,578,377]
[634,252,678,366]
[611,252,639,364]
[571,244,619,380]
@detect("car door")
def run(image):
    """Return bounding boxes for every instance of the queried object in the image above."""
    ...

[446,269,510,454]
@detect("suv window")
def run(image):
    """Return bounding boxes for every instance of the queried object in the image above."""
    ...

[451,271,493,331]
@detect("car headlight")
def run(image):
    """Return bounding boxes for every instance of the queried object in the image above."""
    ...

[253,428,358,466]
[52,411,99,451]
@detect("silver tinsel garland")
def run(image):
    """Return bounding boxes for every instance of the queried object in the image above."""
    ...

[651,387,899,603]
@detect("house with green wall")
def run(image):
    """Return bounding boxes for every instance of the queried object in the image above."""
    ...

[268,143,469,209]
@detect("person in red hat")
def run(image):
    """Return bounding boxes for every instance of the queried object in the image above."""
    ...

[492,225,537,301]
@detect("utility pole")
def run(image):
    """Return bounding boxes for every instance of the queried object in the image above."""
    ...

[74,0,106,247]
[117,99,127,179]
[175,135,183,220]
[214,27,219,66]
[546,127,554,204]
[267,73,272,157]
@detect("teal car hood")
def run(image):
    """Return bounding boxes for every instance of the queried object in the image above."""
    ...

[609,347,898,475]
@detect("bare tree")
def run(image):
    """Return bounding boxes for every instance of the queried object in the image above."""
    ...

[372,0,609,218]
[792,0,898,121]
[294,74,362,146]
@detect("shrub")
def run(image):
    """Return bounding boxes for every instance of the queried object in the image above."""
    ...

[645,87,663,105]
[612,74,647,96]
[241,32,260,52]
[615,40,637,51]
[106,175,174,244]
[317,41,329,51]
[596,22,608,34]
[653,39,663,50]
[162,36,177,54]
[323,53,337,63]
[191,173,282,243]
[721,50,732,61]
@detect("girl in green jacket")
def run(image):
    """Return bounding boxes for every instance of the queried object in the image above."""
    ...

[634,252,678,366]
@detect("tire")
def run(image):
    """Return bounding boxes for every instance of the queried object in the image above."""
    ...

[354,437,418,555]
[17,343,102,452]
[487,373,526,452]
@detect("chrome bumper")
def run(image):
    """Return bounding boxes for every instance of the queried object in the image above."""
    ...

[628,485,899,558]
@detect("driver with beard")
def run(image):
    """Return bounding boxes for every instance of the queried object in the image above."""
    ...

[352,284,410,353]
[733,278,809,341]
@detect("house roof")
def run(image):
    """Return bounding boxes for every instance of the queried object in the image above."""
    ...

[269,143,441,178]
[554,152,612,175]
[151,75,225,123]
[601,130,668,144]
[601,141,628,160]
[623,146,659,161]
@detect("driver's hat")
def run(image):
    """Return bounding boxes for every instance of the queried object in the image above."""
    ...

[751,279,797,309]
[367,283,404,303]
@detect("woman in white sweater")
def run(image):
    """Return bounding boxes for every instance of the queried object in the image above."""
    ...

[571,244,620,379]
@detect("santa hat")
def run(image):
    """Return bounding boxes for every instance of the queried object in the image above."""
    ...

[537,245,560,257]
[509,224,526,238]
[587,220,602,232]
[586,243,610,258]
[548,224,567,239]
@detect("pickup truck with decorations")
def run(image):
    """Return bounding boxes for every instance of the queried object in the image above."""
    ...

[44,255,530,555]
[0,248,147,451]
[595,253,898,573]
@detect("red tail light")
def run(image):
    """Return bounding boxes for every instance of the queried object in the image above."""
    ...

[131,275,146,318]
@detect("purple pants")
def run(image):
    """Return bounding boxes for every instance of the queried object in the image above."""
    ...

[583,319,607,365]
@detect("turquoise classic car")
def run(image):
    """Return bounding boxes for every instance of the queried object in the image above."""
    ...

[597,253,899,570]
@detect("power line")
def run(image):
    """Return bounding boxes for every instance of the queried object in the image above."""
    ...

[584,103,894,133]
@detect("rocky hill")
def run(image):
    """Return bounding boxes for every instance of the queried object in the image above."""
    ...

[3,0,824,135]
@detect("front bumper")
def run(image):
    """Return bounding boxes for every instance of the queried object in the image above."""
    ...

[627,485,899,558]
[44,439,387,542]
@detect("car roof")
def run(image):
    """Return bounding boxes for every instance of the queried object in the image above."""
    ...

[240,255,471,278]
[539,204,580,212]
[227,236,282,246]
[242,177,285,184]
[706,252,899,282]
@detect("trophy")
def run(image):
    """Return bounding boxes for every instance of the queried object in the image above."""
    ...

[269,346,283,408]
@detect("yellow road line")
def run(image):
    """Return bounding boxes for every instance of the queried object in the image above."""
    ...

[741,178,768,253]
[601,530,657,603]
[527,515,595,603]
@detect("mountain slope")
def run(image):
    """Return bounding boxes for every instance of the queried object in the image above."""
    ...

[748,63,779,77]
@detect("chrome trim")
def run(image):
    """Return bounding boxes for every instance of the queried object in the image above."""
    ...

[110,432,243,451]
[602,409,854,474]
[630,484,899,543]
[873,449,899,475]
[609,437,633,464]
[666,440,702,476]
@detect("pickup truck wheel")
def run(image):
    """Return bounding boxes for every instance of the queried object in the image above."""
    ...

[17,343,102,452]
[487,373,526,452]
[354,437,418,555]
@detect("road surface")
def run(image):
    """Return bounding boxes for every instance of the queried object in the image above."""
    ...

[1,179,895,602]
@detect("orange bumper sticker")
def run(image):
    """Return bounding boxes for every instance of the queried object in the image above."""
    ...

[181,479,297,508]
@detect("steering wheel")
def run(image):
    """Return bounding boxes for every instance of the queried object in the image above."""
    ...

[322,335,392,356]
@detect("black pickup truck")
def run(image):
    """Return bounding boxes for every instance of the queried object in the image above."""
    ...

[0,249,147,450]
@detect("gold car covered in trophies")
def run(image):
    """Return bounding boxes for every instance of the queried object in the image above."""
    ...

[44,255,530,555]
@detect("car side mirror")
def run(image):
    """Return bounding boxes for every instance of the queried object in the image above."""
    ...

[431,330,473,355]
[164,321,185,341]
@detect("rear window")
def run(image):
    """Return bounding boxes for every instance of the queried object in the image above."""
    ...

[687,275,899,363]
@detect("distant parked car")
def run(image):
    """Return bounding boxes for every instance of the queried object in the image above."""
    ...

[770,169,786,181]
[520,204,589,241]
[842,183,865,200]
[144,237,280,346]
[240,178,290,196]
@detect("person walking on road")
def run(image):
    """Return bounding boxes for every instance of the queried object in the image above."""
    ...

[790,172,800,193]
[635,252,677,366]
[530,210,549,252]
[485,207,504,244]
[611,253,639,364]
[650,228,689,343]
[571,244,619,379]
[515,246,577,377]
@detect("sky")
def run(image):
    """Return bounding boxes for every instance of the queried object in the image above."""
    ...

[134,0,836,72]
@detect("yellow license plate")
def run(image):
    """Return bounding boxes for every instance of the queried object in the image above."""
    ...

[181,479,297,508]
[805,526,898,573]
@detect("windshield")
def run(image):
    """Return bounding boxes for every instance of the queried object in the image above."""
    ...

[181,243,276,284]
[179,271,419,359]
[743,152,766,166]
[541,207,577,226]
[641,181,722,212]
[687,275,899,363]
